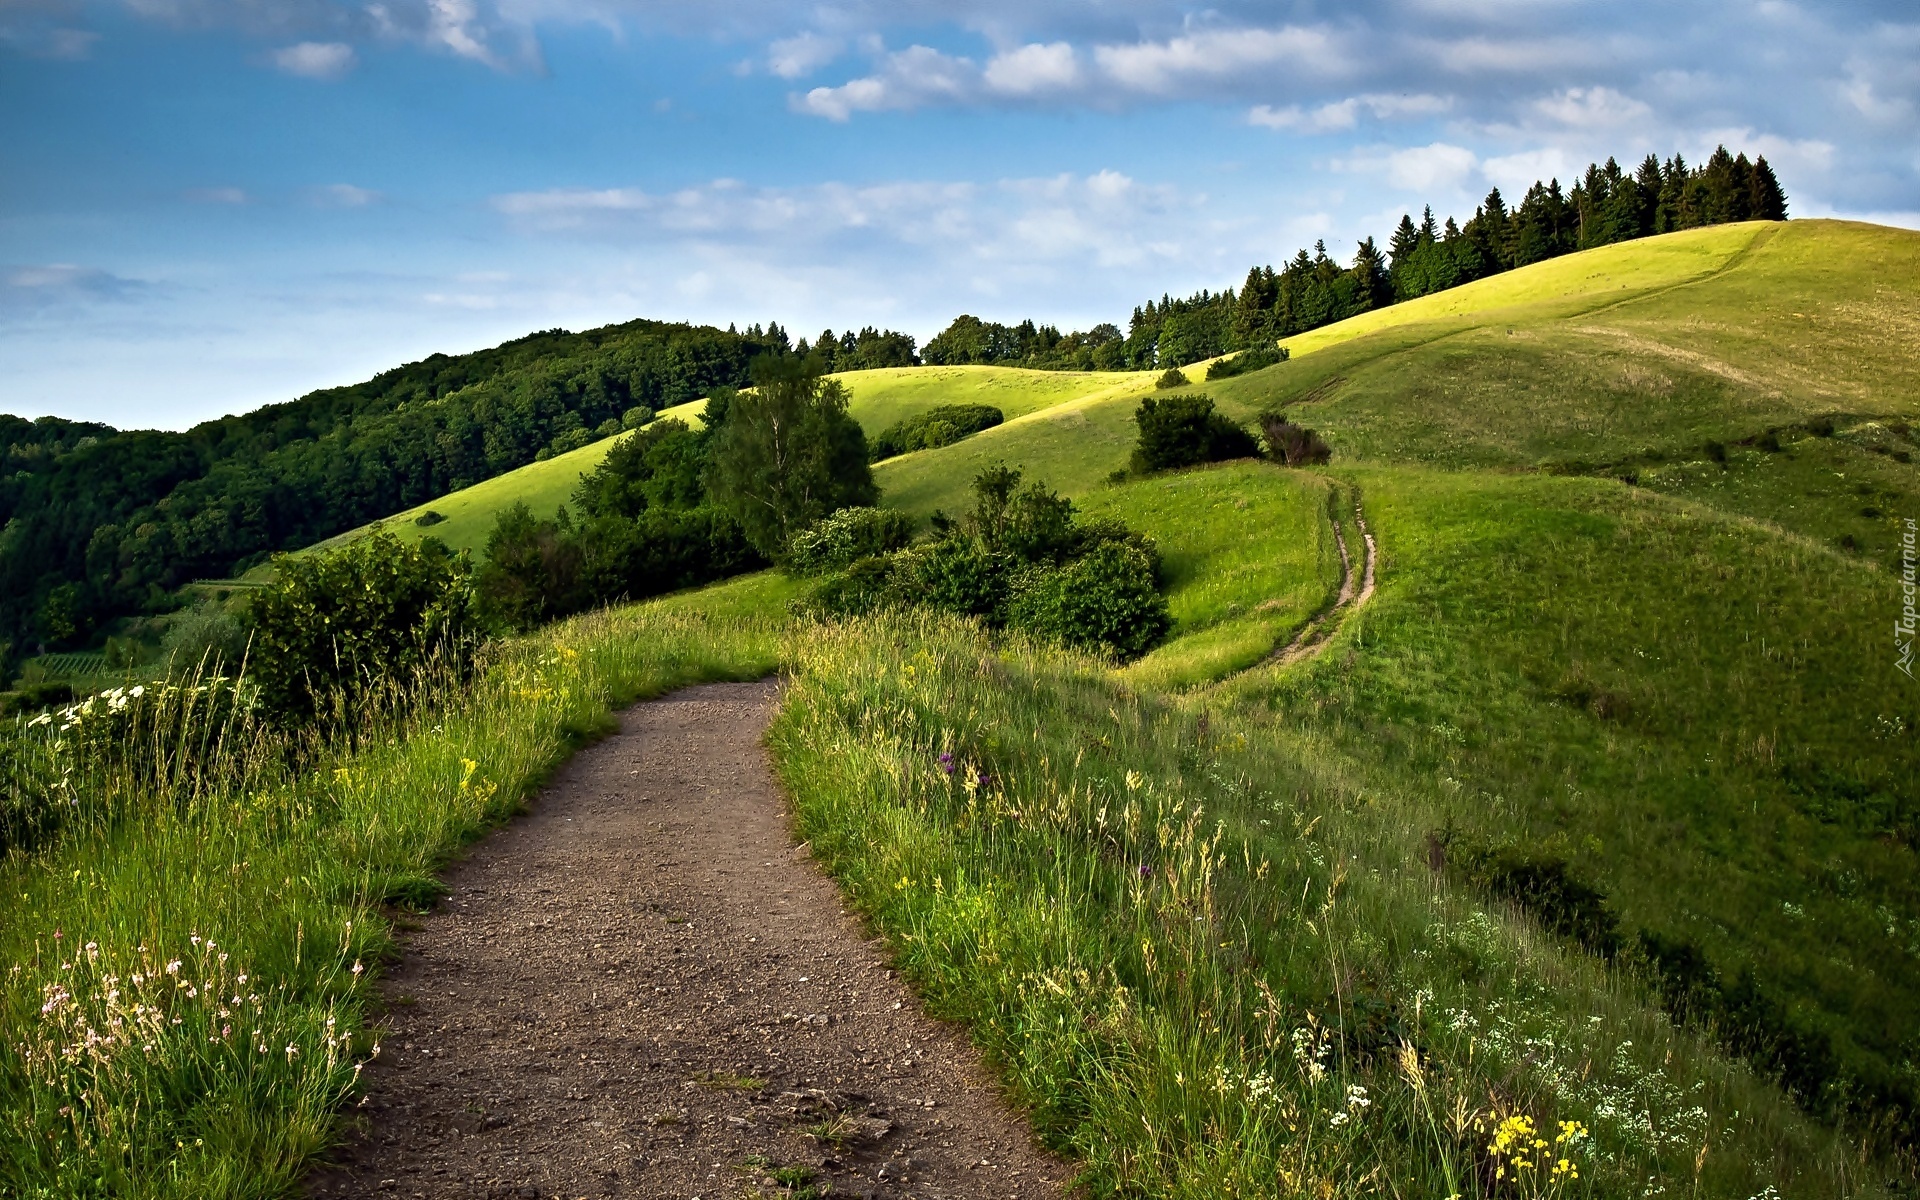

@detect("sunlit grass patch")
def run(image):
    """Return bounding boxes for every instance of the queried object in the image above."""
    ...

[768,611,1878,1198]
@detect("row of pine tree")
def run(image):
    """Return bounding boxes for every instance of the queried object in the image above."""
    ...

[922,146,1786,372]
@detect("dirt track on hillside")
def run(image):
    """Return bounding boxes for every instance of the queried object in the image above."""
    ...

[305,679,1070,1200]
[1267,486,1378,669]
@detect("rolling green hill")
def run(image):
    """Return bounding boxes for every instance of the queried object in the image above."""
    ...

[289,369,1171,561]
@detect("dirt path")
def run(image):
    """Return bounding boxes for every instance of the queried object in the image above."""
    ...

[1266,486,1377,669]
[306,680,1070,1200]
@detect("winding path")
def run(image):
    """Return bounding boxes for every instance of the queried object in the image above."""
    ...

[1264,484,1378,669]
[306,680,1069,1200]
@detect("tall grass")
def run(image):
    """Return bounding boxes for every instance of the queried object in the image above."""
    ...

[771,610,1891,1198]
[0,598,783,1197]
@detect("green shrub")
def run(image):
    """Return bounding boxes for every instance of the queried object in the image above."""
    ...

[413,509,446,527]
[1257,412,1332,466]
[1154,367,1187,389]
[902,538,1015,621]
[622,404,655,429]
[797,556,901,619]
[549,427,593,455]
[869,404,1003,460]
[1205,344,1289,380]
[1009,541,1171,659]
[787,507,916,575]
[246,533,480,726]
[1131,394,1259,474]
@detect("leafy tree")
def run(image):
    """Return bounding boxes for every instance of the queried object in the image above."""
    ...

[704,357,877,558]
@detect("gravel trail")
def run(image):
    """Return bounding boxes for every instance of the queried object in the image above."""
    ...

[306,679,1070,1200]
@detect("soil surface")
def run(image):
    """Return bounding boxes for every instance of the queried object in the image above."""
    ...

[1268,487,1379,669]
[306,679,1070,1200]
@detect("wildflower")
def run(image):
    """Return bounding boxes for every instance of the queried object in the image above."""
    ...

[165,960,181,976]
[937,753,955,775]
[1138,863,1153,879]
[285,1044,299,1059]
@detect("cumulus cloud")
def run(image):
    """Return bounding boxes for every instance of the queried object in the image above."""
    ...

[1092,25,1344,93]
[983,42,1080,95]
[1533,85,1652,128]
[271,40,356,78]
[1385,143,1482,191]
[766,31,839,78]
[794,44,975,120]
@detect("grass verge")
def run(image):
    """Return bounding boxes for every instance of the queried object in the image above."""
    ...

[0,582,785,1197]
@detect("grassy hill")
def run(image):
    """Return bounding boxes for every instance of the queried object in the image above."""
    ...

[247,217,1920,1187]
[288,368,1168,561]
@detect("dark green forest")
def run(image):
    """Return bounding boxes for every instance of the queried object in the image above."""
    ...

[923,146,1787,371]
[0,318,831,651]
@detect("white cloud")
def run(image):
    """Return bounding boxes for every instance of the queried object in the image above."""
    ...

[1480,146,1580,193]
[1093,26,1343,93]
[1250,92,1451,133]
[1384,142,1480,191]
[766,31,839,79]
[983,42,1079,95]
[271,40,356,78]
[1533,85,1652,128]
[489,170,1203,277]
[1428,35,1598,73]
[793,44,975,120]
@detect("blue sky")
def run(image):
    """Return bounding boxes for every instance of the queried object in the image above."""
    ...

[3,0,1916,429]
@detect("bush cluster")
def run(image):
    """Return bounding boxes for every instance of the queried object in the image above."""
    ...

[796,466,1171,659]
[1130,394,1260,475]
[869,404,1003,461]
[786,507,916,575]
[1204,344,1290,380]
[1257,412,1333,466]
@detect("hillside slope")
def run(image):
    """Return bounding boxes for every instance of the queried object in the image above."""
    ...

[296,369,1165,560]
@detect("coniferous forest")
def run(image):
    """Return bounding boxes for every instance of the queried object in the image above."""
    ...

[924,147,1787,371]
[0,145,1782,655]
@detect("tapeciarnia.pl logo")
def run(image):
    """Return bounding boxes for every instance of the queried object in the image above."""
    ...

[1900,518,1917,678]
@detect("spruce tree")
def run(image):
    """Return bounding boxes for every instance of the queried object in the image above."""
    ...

[1750,156,1788,220]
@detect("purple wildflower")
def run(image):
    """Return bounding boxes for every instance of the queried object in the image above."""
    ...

[1138,863,1154,879]
[938,752,956,775]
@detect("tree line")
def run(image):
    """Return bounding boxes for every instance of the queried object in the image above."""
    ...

[923,145,1787,371]
[0,318,922,655]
